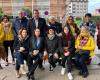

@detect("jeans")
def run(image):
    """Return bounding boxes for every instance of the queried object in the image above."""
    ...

[75,50,90,73]
[15,51,28,70]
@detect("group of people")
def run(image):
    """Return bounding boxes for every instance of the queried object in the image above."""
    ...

[0,9,98,80]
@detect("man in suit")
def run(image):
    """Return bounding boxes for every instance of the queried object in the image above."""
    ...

[27,9,47,37]
[27,9,47,70]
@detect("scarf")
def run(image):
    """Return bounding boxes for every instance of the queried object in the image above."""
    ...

[79,33,90,46]
[2,22,10,33]
[18,35,28,42]
[48,34,55,40]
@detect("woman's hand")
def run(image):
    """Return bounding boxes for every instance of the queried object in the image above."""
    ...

[32,50,39,56]
[78,46,82,49]
[44,51,48,57]
[64,51,70,56]
[19,47,25,52]
[54,53,59,59]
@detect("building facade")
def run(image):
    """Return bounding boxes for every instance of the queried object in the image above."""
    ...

[0,0,66,18]
[66,0,88,17]
[0,0,88,18]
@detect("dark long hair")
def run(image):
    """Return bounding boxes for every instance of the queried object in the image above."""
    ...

[32,28,41,38]
[65,16,80,35]
[62,26,72,41]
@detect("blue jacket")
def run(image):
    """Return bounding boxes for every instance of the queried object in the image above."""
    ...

[80,21,96,37]
[13,17,28,36]
[29,36,45,53]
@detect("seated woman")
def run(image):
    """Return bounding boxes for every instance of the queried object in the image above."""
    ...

[60,26,75,80]
[75,26,95,78]
[44,27,60,71]
[13,28,29,78]
[27,28,45,80]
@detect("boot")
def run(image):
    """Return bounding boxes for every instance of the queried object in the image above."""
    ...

[5,59,9,66]
[27,72,35,80]
[0,64,3,69]
[82,72,89,78]
[20,65,27,75]
[16,70,21,78]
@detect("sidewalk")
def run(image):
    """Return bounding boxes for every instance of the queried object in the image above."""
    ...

[0,47,100,80]
[0,63,100,80]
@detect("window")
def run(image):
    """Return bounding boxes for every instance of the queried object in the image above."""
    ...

[73,11,75,13]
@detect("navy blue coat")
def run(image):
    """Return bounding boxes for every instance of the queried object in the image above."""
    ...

[13,17,28,36]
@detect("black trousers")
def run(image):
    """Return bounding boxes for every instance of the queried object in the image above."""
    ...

[48,54,59,68]
[28,54,42,76]
[61,55,72,72]
[3,40,15,61]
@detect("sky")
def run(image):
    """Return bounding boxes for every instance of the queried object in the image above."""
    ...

[88,0,100,13]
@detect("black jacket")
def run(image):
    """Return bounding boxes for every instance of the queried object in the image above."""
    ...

[48,22,62,34]
[45,35,61,55]
[60,35,75,56]
[13,36,30,53]
[27,17,47,37]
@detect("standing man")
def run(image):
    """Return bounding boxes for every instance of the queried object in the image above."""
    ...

[80,13,96,37]
[27,9,47,70]
[27,9,47,37]
[13,10,28,37]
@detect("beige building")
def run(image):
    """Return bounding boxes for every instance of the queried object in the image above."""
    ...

[0,0,66,18]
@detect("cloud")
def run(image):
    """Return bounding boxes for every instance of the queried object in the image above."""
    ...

[88,0,100,13]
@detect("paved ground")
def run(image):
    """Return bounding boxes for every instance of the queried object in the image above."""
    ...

[0,48,100,80]
[0,62,100,80]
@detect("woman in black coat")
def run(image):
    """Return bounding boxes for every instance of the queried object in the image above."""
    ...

[45,27,61,71]
[13,28,29,78]
[60,26,75,80]
[27,28,45,80]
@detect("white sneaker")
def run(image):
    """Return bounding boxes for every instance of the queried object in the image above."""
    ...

[61,68,66,75]
[67,72,73,80]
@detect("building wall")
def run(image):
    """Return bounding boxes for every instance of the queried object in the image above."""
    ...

[50,0,66,18]
[24,0,32,10]
[0,0,86,18]
[0,0,12,15]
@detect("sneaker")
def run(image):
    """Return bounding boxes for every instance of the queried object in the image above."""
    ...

[20,65,27,75]
[67,72,73,80]
[16,70,21,78]
[61,68,66,75]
